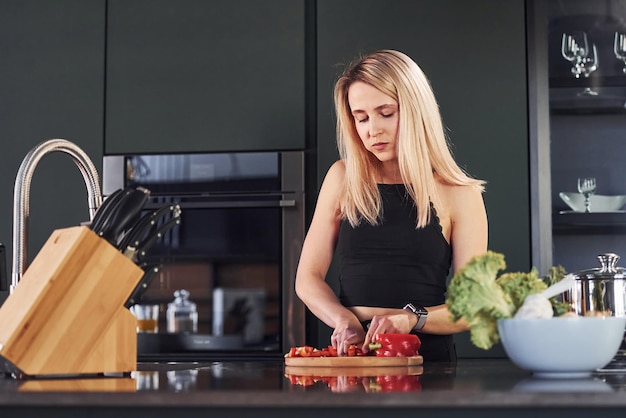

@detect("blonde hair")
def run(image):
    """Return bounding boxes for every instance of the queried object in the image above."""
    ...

[334,49,485,228]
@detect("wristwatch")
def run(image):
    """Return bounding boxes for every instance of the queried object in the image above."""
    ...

[403,303,428,331]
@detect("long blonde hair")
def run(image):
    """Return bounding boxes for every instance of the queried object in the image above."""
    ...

[334,49,485,228]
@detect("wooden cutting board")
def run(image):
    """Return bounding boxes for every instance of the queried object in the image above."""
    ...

[284,355,423,367]
[285,365,423,377]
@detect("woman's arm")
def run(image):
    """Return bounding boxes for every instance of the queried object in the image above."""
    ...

[360,184,487,350]
[448,183,489,273]
[295,161,365,354]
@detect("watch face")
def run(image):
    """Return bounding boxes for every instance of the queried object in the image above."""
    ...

[404,303,427,316]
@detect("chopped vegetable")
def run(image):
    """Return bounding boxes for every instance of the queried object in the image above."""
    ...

[285,334,421,358]
[372,375,422,392]
[368,334,421,357]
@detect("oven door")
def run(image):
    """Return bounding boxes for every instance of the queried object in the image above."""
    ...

[103,151,305,359]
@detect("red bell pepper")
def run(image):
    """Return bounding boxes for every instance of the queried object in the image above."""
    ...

[373,375,422,392]
[368,334,421,357]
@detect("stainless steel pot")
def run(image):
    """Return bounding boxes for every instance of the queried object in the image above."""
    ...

[564,253,626,317]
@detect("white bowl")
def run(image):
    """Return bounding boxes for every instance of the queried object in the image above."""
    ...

[559,192,626,212]
[497,316,626,378]
[513,377,613,392]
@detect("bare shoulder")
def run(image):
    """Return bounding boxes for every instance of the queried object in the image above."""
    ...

[436,182,485,219]
[320,160,346,193]
[315,160,346,211]
[325,160,346,180]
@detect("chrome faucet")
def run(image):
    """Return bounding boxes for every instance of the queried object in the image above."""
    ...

[11,139,103,292]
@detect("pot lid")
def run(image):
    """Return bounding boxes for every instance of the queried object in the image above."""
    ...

[572,253,626,280]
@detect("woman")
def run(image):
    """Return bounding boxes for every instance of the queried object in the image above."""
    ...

[295,50,488,362]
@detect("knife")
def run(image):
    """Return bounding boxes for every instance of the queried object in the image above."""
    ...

[124,214,181,263]
[99,187,151,245]
[89,187,129,234]
[124,263,161,308]
[0,243,7,305]
[116,203,181,253]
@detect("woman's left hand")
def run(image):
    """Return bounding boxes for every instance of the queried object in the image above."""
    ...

[361,312,413,354]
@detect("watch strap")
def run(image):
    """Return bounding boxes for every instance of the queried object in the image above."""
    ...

[403,303,428,331]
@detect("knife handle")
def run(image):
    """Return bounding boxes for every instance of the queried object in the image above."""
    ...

[132,215,181,263]
[0,243,7,292]
[125,264,161,308]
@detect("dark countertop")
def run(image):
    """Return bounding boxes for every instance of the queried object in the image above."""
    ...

[1,358,626,418]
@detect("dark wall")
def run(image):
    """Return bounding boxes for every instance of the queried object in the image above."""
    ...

[314,0,529,358]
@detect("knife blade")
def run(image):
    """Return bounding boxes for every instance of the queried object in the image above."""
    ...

[99,186,151,245]
[124,214,181,263]
[124,263,161,308]
[89,187,129,233]
[116,203,181,253]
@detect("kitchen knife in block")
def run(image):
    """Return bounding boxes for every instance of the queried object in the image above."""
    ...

[0,226,144,378]
[0,243,7,306]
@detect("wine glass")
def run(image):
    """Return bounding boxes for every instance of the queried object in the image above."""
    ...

[578,43,599,96]
[577,177,597,213]
[562,32,582,61]
[561,31,589,77]
[614,31,626,74]
[561,31,599,96]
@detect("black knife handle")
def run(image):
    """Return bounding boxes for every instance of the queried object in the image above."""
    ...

[117,203,179,252]
[101,187,151,244]
[0,243,7,292]
[133,215,181,262]
[89,187,128,233]
[125,264,161,308]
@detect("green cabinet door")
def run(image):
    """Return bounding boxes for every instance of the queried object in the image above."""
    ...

[0,0,105,267]
[105,0,305,154]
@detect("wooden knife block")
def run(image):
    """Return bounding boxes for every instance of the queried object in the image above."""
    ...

[0,226,144,377]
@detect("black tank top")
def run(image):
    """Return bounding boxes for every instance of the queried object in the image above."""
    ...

[337,184,452,308]
[337,184,455,362]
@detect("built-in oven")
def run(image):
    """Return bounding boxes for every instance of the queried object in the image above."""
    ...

[103,151,305,360]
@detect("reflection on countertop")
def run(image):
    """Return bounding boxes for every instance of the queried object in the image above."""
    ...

[2,359,626,415]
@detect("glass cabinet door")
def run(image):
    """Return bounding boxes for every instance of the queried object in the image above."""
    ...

[530,0,626,274]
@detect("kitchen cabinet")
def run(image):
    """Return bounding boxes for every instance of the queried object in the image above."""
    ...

[0,0,105,268]
[314,0,528,358]
[105,0,306,154]
[530,0,626,274]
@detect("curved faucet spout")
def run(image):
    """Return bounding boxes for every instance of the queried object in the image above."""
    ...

[11,139,103,292]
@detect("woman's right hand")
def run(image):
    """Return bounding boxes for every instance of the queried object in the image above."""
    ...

[331,323,366,356]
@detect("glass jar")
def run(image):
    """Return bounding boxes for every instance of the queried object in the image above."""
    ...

[166,289,198,334]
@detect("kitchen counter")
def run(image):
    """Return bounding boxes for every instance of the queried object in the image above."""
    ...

[1,359,626,417]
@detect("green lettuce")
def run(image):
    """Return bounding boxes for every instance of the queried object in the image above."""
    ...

[446,251,566,350]
[496,270,546,312]
[447,251,513,350]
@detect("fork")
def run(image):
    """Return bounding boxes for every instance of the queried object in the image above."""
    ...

[577,177,596,213]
